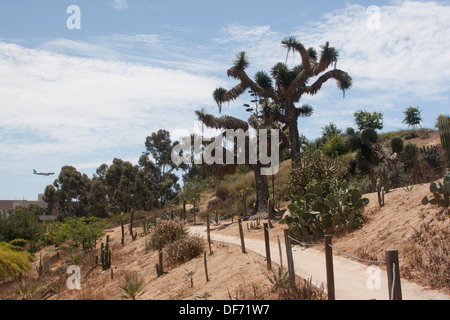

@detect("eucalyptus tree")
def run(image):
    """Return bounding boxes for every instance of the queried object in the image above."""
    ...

[212,37,352,167]
[49,165,91,217]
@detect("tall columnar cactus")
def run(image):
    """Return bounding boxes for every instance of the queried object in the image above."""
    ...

[438,114,450,170]
[120,219,125,246]
[129,209,137,241]
[100,235,111,270]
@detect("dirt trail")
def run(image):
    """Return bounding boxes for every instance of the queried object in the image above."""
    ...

[189,224,449,300]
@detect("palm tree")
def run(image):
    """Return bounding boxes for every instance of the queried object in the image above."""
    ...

[212,37,352,167]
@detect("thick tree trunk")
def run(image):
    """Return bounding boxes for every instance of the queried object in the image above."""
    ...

[372,143,400,189]
[248,163,270,219]
[288,119,301,168]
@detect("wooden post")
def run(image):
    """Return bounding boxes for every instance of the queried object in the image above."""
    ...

[284,229,295,287]
[386,250,402,300]
[324,235,335,300]
[263,223,272,270]
[277,236,283,270]
[267,198,273,228]
[238,218,246,254]
[204,252,209,282]
[206,216,212,255]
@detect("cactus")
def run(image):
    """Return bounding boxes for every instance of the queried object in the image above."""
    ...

[282,180,369,241]
[120,219,125,246]
[438,115,450,170]
[155,236,165,277]
[422,171,450,208]
[99,235,111,270]
[36,253,47,278]
[143,218,149,254]
[129,209,137,241]
[419,145,441,169]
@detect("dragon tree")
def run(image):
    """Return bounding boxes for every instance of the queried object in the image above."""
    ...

[213,37,352,167]
[195,105,292,217]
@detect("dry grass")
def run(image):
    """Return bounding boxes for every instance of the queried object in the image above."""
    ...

[403,212,449,291]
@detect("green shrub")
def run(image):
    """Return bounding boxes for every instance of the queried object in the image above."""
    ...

[322,135,348,157]
[0,206,45,247]
[390,137,404,154]
[0,242,32,279]
[53,217,106,252]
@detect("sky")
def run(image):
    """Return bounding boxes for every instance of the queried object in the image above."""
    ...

[1,0,450,200]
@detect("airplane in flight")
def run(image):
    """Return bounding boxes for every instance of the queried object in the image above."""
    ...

[33,169,55,176]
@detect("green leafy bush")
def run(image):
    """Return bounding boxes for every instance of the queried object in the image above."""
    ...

[322,135,347,157]
[53,217,106,252]
[0,242,32,279]
[0,206,45,247]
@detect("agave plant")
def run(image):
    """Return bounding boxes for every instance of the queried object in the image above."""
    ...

[269,267,289,290]
[119,273,144,300]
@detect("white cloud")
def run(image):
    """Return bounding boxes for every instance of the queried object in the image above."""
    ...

[292,1,450,96]
[112,0,128,11]
[0,42,219,173]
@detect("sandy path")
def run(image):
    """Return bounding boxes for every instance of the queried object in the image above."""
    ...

[189,225,449,300]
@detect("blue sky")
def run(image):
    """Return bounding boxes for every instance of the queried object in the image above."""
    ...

[1,0,450,200]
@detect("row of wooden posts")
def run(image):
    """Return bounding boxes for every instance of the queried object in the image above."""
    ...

[207,218,403,300]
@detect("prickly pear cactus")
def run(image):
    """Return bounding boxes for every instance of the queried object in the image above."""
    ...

[422,171,450,208]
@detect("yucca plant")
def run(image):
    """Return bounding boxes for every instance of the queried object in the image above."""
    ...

[16,280,32,300]
[119,273,144,300]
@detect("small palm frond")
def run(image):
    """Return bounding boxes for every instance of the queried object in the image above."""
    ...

[233,51,249,70]
[254,71,273,89]
[297,104,314,118]
[213,87,228,113]
[320,41,339,69]
[307,47,318,62]
[271,62,293,88]
[336,75,352,97]
[281,36,299,62]
[291,64,304,77]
